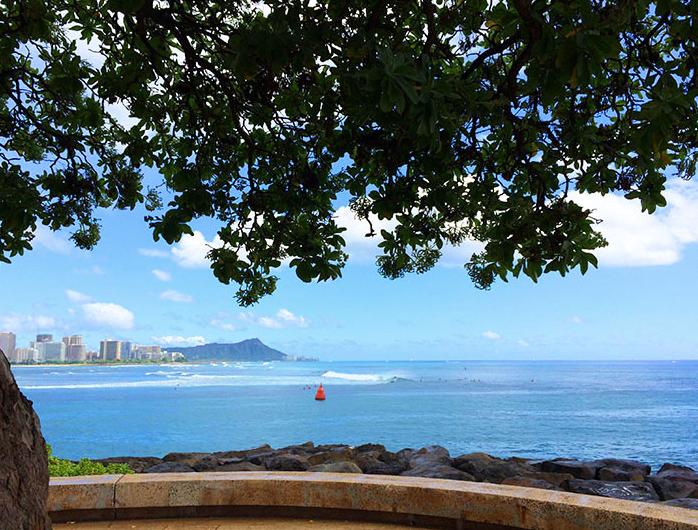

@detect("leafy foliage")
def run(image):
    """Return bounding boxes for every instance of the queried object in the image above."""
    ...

[3,1,698,303]
[47,445,133,476]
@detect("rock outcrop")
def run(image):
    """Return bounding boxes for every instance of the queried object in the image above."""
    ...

[0,350,51,529]
[85,441,698,510]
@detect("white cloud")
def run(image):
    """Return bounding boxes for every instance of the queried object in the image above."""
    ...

[570,315,584,325]
[138,248,169,258]
[82,303,134,329]
[210,319,237,332]
[171,230,224,268]
[238,309,309,329]
[570,180,698,267]
[334,206,396,261]
[276,308,309,327]
[160,289,194,303]
[152,269,172,282]
[517,339,530,347]
[33,225,71,254]
[483,330,501,340]
[65,289,92,303]
[258,316,282,329]
[152,335,206,347]
[0,314,56,333]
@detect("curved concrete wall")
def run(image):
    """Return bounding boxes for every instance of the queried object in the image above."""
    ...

[49,472,698,529]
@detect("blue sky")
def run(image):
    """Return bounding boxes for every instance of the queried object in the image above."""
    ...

[2,177,698,361]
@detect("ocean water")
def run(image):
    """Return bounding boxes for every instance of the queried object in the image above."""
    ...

[12,360,698,470]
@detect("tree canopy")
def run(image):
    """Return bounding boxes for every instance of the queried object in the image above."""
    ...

[2,0,697,304]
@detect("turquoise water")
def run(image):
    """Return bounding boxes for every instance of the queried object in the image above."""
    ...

[13,360,698,469]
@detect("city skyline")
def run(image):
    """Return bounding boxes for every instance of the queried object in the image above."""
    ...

[0,331,178,364]
[2,177,698,361]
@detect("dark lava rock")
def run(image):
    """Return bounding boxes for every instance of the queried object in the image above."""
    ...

[520,471,574,488]
[247,451,278,465]
[162,452,210,467]
[648,464,698,500]
[309,461,362,473]
[307,447,355,466]
[277,441,315,455]
[355,443,387,453]
[649,475,698,500]
[402,464,474,481]
[213,444,273,460]
[659,463,696,474]
[313,444,352,453]
[217,461,264,472]
[540,459,599,480]
[502,476,562,491]
[145,461,195,473]
[356,454,408,475]
[408,446,451,468]
[0,350,51,530]
[265,454,310,471]
[592,458,651,481]
[95,456,163,473]
[192,455,222,472]
[662,498,698,510]
[598,466,646,482]
[453,453,534,483]
[567,479,659,502]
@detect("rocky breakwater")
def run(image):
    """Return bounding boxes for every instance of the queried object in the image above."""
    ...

[96,443,698,510]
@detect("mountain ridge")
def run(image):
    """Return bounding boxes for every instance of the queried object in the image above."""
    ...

[174,338,288,362]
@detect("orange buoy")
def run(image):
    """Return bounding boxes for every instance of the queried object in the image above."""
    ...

[314,384,326,401]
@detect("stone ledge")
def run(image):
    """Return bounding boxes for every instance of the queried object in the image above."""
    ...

[49,472,698,530]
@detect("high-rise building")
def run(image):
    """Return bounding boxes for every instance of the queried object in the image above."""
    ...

[100,340,122,361]
[14,348,39,363]
[36,334,53,343]
[62,335,87,362]
[133,345,162,361]
[0,332,16,361]
[121,341,133,360]
[30,340,65,362]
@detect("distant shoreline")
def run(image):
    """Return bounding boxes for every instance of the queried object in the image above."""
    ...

[11,361,191,368]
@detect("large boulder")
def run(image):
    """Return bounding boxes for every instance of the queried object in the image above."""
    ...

[0,350,51,530]
[217,461,264,472]
[502,476,562,491]
[355,443,387,453]
[520,471,574,488]
[648,464,698,500]
[402,464,474,481]
[94,456,162,473]
[408,446,451,468]
[192,455,223,472]
[539,459,599,479]
[213,444,273,460]
[162,452,210,467]
[566,479,659,502]
[265,454,310,471]
[356,454,407,475]
[144,461,195,473]
[277,441,315,455]
[307,447,355,466]
[453,453,534,483]
[592,459,651,481]
[309,461,362,473]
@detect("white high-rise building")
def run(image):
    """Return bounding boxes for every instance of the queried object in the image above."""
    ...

[30,340,66,362]
[14,348,39,363]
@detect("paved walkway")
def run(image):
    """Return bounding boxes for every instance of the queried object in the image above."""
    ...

[53,518,432,529]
